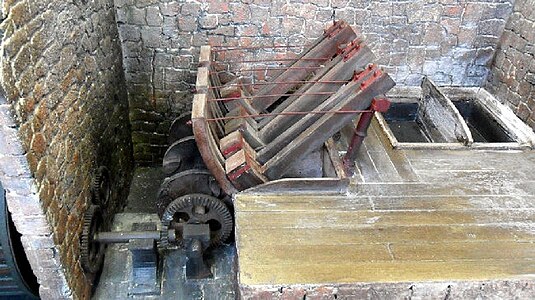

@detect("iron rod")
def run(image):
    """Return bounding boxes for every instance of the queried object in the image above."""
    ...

[209,92,336,102]
[215,57,332,64]
[195,109,373,122]
[211,45,304,52]
[210,66,323,74]
[95,231,161,243]
[207,80,348,89]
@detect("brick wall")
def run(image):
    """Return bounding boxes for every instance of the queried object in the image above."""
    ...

[0,0,133,298]
[115,0,514,164]
[486,0,535,130]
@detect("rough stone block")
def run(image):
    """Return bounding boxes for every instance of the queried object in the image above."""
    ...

[141,27,162,48]
[126,7,146,25]
[178,15,197,32]
[200,15,218,29]
[145,6,162,27]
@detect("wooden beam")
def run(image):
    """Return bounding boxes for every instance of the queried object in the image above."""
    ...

[262,72,395,179]
[251,22,357,112]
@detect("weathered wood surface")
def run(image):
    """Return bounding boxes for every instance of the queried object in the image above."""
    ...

[257,68,374,163]
[252,21,357,112]
[236,129,535,290]
[419,77,472,144]
[259,43,374,143]
[262,71,395,179]
[191,93,237,194]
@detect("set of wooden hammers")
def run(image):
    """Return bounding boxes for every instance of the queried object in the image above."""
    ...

[191,20,395,194]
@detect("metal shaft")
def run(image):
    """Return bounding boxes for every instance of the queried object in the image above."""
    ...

[207,80,348,89]
[211,45,303,51]
[210,66,322,74]
[215,57,332,64]
[94,231,160,243]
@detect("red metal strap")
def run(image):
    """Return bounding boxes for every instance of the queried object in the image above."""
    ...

[352,64,376,82]
[323,20,344,38]
[342,39,362,62]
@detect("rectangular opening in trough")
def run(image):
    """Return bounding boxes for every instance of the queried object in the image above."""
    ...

[375,84,535,150]
[452,100,515,143]
[381,102,432,143]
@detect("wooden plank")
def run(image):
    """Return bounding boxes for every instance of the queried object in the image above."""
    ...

[475,88,535,147]
[418,77,472,144]
[324,138,347,178]
[236,209,535,228]
[225,148,268,191]
[413,169,534,183]
[239,244,393,264]
[195,67,209,93]
[236,225,535,246]
[257,55,345,130]
[354,142,381,182]
[191,93,238,194]
[238,260,535,285]
[348,182,535,197]
[252,22,357,111]
[262,72,396,179]
[259,45,374,144]
[372,195,535,210]
[391,241,535,261]
[407,157,497,171]
[257,74,374,163]
[235,194,371,212]
[361,121,403,182]
[198,45,211,65]
[236,193,535,212]
[237,178,350,195]
[370,117,419,181]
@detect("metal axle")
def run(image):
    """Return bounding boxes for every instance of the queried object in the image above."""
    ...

[94,230,175,244]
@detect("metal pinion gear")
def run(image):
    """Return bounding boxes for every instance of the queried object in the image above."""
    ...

[161,194,233,248]
[157,229,169,250]
[81,205,105,274]
[92,166,111,207]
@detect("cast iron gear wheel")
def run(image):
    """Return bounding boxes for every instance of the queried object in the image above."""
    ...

[80,205,106,274]
[157,169,222,216]
[92,166,111,208]
[161,194,233,248]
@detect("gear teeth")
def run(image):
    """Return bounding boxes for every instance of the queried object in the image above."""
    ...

[92,166,111,207]
[157,229,169,250]
[161,194,233,248]
[81,205,105,274]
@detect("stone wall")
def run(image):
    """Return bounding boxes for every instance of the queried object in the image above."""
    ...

[0,0,133,298]
[486,0,535,130]
[115,0,514,164]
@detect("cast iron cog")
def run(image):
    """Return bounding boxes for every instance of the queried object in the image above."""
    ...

[161,194,233,248]
[92,166,111,208]
[80,205,105,274]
